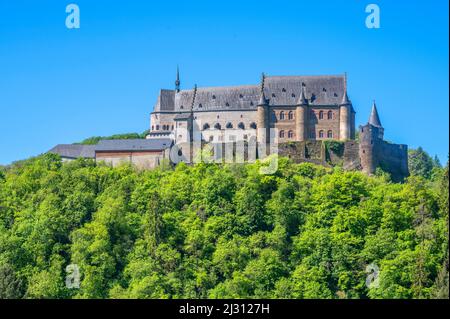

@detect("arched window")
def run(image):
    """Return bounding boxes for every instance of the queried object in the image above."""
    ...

[151,125,154,131]
[280,111,285,120]
[250,122,257,129]
[288,111,294,120]
[328,111,333,120]
[319,111,324,120]
[280,130,285,138]
[226,122,233,129]
[327,130,333,138]
[203,123,210,130]
[288,130,294,138]
[156,125,160,130]
[214,123,221,130]
[319,130,324,138]
[209,136,214,142]
[238,122,245,129]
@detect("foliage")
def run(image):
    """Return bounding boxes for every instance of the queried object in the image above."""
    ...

[78,131,149,145]
[0,153,448,299]
[408,147,439,180]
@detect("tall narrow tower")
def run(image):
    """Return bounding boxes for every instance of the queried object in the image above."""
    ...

[339,75,352,141]
[295,86,308,141]
[257,73,269,145]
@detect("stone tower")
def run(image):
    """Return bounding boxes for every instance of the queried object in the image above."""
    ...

[359,101,384,175]
[257,73,269,145]
[295,86,308,141]
[339,87,352,141]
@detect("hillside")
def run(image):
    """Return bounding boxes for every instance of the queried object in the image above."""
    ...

[0,153,448,299]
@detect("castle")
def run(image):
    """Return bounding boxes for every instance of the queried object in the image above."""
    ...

[49,71,409,181]
[147,71,409,181]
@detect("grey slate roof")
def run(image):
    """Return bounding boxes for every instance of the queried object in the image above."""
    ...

[95,139,173,152]
[153,74,347,113]
[48,144,96,159]
[369,102,382,127]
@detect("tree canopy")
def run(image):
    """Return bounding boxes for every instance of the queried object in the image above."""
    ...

[0,153,448,299]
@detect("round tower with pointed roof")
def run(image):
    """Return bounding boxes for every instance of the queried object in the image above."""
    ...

[339,74,352,141]
[257,73,270,145]
[295,86,308,141]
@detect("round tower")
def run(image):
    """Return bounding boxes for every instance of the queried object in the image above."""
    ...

[295,86,308,141]
[257,73,269,145]
[339,88,351,141]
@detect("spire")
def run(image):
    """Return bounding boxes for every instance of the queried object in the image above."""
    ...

[258,72,267,106]
[369,100,382,127]
[340,72,351,105]
[341,88,351,105]
[175,65,180,92]
[297,86,308,105]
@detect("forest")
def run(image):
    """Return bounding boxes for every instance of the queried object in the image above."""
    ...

[0,147,448,299]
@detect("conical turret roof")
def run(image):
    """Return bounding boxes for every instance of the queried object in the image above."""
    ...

[369,101,382,127]
[341,89,351,105]
[258,90,267,106]
[297,86,308,105]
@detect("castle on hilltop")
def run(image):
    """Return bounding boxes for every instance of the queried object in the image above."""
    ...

[49,71,409,181]
[147,71,409,181]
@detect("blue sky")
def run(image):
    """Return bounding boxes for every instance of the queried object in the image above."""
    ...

[0,0,448,165]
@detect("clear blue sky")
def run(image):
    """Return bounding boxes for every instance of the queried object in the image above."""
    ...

[0,0,448,165]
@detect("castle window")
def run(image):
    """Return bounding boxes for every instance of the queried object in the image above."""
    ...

[199,104,203,108]
[334,93,338,97]
[288,111,294,120]
[214,123,221,130]
[327,111,333,120]
[226,122,233,129]
[212,95,216,99]
[319,111,324,120]
[238,122,245,129]
[209,136,214,142]
[327,130,333,138]
[272,93,276,97]
[178,149,183,156]
[171,125,174,130]
[319,130,324,138]
[323,88,327,92]
[180,105,184,109]
[302,82,306,87]
[244,134,248,140]
[250,101,254,106]
[288,130,294,138]
[203,123,210,130]
[280,111,285,120]
[226,102,230,107]
[280,130,285,138]
[239,94,243,98]
[217,115,220,119]
[282,88,286,92]
[152,125,154,130]
[156,125,160,130]
[250,122,257,129]
[292,93,296,98]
